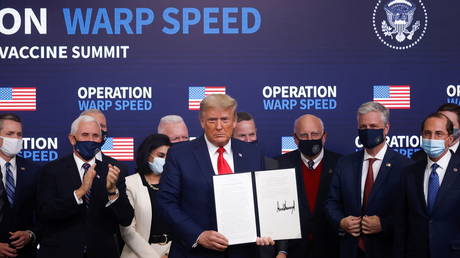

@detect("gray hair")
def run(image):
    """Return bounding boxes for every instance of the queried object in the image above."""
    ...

[70,115,101,135]
[80,109,104,116]
[158,115,185,133]
[357,101,390,125]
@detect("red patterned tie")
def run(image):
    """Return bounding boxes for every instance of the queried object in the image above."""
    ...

[217,147,232,175]
[359,158,377,251]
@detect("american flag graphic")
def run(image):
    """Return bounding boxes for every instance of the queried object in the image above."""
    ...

[373,85,410,109]
[188,86,226,110]
[0,87,36,111]
[101,137,134,161]
[281,136,297,154]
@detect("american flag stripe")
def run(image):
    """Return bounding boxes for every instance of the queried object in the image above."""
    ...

[0,88,36,111]
[373,85,410,109]
[188,86,226,110]
[101,137,134,161]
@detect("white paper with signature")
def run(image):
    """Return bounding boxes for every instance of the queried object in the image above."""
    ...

[213,172,257,245]
[255,168,302,240]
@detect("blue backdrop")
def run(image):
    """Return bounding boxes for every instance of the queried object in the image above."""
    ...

[0,0,459,171]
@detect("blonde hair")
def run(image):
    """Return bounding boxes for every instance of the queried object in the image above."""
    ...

[199,94,237,118]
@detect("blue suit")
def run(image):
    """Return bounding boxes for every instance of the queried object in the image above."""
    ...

[0,156,40,258]
[157,137,265,258]
[325,148,412,258]
[395,152,460,258]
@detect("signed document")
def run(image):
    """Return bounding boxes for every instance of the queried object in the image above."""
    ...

[255,168,301,240]
[213,172,258,245]
[213,169,301,245]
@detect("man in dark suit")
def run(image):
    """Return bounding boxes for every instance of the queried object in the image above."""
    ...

[0,114,40,258]
[157,94,273,258]
[412,103,460,161]
[326,101,412,258]
[275,114,341,258]
[36,115,133,258]
[395,112,460,258]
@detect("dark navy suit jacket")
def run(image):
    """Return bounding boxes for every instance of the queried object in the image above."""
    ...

[36,154,133,258]
[157,137,265,258]
[325,148,412,258]
[0,156,40,258]
[395,152,460,258]
[275,149,341,258]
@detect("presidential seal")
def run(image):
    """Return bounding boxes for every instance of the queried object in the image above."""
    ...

[373,0,428,50]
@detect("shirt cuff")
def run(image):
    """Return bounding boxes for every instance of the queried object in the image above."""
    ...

[192,232,203,248]
[73,191,83,205]
[105,195,119,207]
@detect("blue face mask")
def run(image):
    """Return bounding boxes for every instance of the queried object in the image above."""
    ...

[421,138,446,158]
[148,157,165,175]
[358,129,385,149]
[74,139,100,161]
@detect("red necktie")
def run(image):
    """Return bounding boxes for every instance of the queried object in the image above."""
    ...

[362,158,376,210]
[217,147,232,175]
[359,158,377,251]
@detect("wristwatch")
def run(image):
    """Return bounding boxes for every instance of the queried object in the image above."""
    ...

[108,188,119,196]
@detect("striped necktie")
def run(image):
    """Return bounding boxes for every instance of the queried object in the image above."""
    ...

[82,163,91,208]
[5,162,14,206]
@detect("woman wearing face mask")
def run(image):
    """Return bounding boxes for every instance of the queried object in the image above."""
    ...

[120,134,172,258]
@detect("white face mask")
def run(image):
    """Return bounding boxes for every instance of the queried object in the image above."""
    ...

[0,136,23,157]
[148,157,165,175]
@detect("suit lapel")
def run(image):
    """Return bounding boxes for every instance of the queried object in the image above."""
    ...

[353,152,364,212]
[192,137,214,177]
[431,155,460,214]
[11,158,27,209]
[67,155,85,191]
[313,151,334,217]
[413,160,428,215]
[232,140,244,173]
[367,150,393,207]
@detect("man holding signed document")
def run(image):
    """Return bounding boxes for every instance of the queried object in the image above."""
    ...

[157,94,278,258]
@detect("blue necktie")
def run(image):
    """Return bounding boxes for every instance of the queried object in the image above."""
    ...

[82,163,91,208]
[5,162,14,206]
[427,163,440,215]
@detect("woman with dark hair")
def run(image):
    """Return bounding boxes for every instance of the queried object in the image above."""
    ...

[120,134,172,258]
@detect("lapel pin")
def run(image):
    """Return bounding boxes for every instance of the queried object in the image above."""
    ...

[238,153,242,158]
[454,168,458,173]
[328,169,333,174]
[386,163,392,167]
[20,167,25,171]
[96,174,101,179]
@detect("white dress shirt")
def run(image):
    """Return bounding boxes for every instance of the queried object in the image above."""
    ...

[0,156,17,188]
[423,150,451,203]
[361,144,388,204]
[300,148,324,169]
[204,135,234,175]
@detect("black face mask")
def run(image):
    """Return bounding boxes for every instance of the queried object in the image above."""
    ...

[297,138,323,157]
[249,140,259,145]
[358,129,385,149]
[74,139,100,161]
